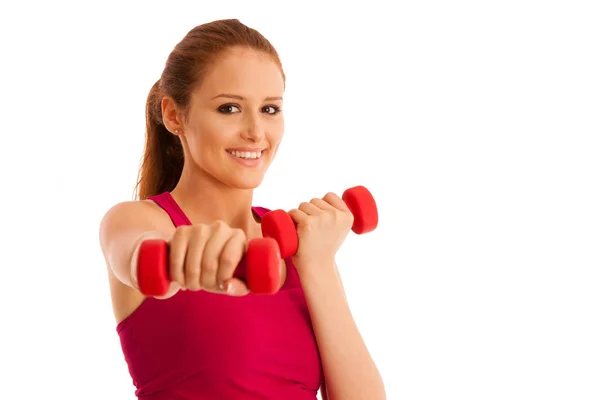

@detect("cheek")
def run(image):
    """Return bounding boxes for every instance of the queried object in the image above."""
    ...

[191,120,235,150]
[269,119,285,142]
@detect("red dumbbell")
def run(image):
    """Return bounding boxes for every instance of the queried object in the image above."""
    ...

[261,185,378,259]
[136,237,282,297]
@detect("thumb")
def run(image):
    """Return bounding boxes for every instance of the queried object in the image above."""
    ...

[223,278,250,296]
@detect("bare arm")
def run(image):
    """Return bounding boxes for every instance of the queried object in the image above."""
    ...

[300,263,386,400]
[99,200,175,292]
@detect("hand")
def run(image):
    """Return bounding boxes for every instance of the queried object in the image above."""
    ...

[153,220,250,298]
[288,192,354,273]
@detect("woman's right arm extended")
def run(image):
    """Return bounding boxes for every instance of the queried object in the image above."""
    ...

[99,200,175,292]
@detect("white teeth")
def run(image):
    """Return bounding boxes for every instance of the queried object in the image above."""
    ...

[229,150,262,159]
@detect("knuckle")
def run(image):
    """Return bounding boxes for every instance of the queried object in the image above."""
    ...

[192,224,207,235]
[169,259,182,275]
[203,258,218,273]
[168,249,185,275]
[172,226,188,241]
[200,272,216,289]
[326,212,336,222]
[189,228,207,243]
[186,277,200,290]
[220,251,237,268]
[212,220,228,231]
[343,212,354,227]
[324,192,336,201]
[187,264,200,279]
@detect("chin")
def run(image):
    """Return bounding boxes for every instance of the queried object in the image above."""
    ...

[224,172,266,190]
[202,161,268,190]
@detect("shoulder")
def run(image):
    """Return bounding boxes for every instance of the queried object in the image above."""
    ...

[99,199,173,244]
[101,199,165,224]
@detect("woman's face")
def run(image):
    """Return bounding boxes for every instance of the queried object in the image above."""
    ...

[176,46,285,190]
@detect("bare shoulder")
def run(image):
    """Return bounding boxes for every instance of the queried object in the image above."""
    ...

[101,199,165,225]
[99,200,171,245]
[98,198,176,286]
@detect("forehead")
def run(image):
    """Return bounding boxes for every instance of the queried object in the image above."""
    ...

[196,46,284,99]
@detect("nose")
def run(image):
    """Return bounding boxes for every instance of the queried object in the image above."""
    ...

[241,112,265,142]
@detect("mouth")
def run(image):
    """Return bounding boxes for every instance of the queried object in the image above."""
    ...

[226,149,265,160]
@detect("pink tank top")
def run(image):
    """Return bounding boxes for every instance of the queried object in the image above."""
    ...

[116,192,323,399]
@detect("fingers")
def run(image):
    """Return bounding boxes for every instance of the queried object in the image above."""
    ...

[167,221,248,295]
[184,225,209,291]
[290,193,348,222]
[309,197,335,212]
[216,229,247,289]
[299,201,322,215]
[168,226,190,288]
[289,196,338,226]
[288,208,308,225]
[302,193,350,213]
[322,192,350,212]
[200,221,233,291]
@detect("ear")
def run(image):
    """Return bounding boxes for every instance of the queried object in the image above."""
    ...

[161,96,184,136]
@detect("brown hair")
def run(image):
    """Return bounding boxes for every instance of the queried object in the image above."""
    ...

[134,19,285,200]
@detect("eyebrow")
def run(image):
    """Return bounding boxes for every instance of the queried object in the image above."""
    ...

[211,93,283,101]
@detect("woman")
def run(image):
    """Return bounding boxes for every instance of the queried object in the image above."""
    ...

[99,19,385,400]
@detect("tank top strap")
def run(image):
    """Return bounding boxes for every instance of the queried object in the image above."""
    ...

[147,192,192,227]
[251,205,271,219]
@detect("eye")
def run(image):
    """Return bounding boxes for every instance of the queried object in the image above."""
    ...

[217,104,241,114]
[262,105,282,115]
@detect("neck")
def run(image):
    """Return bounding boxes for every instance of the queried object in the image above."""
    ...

[169,164,260,236]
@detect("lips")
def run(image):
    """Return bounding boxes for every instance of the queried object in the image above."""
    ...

[227,149,262,159]
[226,147,265,160]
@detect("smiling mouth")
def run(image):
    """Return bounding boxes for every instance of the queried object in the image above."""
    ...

[226,149,264,159]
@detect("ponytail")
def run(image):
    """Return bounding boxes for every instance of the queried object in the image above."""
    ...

[134,79,184,200]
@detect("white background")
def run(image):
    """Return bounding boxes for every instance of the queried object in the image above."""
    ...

[1,1,599,399]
